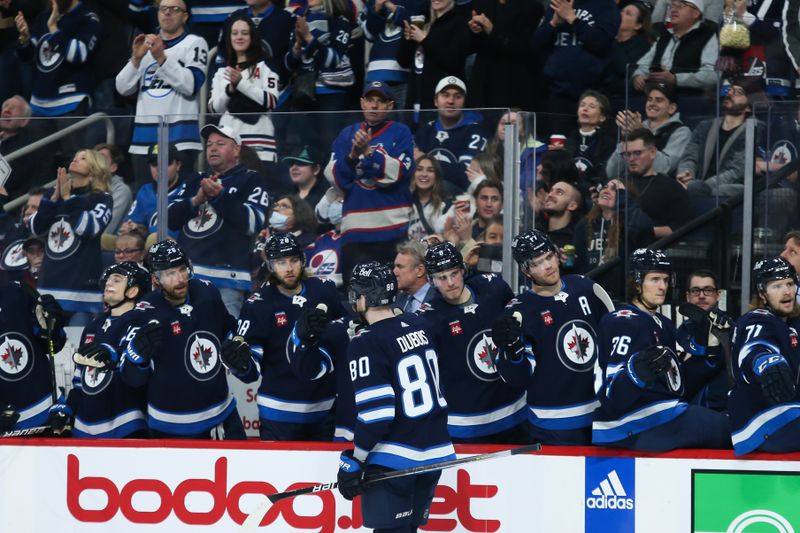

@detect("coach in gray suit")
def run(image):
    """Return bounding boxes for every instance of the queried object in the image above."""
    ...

[393,241,437,313]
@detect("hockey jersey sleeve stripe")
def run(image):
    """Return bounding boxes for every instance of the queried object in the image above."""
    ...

[250,344,264,363]
[149,396,234,424]
[529,399,599,420]
[354,384,395,404]
[256,394,336,413]
[738,340,781,369]
[371,441,456,463]
[66,39,89,63]
[357,406,395,423]
[16,394,54,424]
[592,399,681,431]
[243,203,264,233]
[731,404,800,454]
[447,394,528,426]
[73,410,146,436]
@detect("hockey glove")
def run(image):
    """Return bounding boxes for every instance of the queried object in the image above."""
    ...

[74,343,119,370]
[492,315,524,361]
[628,345,673,388]
[0,404,19,433]
[35,294,65,332]
[295,307,328,348]
[126,322,162,365]
[47,403,73,435]
[337,449,366,501]
[754,354,796,405]
[220,336,251,374]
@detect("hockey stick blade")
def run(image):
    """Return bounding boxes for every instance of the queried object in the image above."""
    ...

[0,425,50,439]
[240,443,541,531]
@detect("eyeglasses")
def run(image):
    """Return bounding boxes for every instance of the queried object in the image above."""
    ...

[158,5,186,13]
[727,87,747,96]
[688,286,718,296]
[114,248,144,256]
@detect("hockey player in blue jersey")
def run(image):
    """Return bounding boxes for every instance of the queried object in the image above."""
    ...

[729,258,800,455]
[592,248,730,451]
[491,229,614,445]
[419,242,527,443]
[120,240,247,439]
[227,233,346,441]
[47,262,151,438]
[337,261,454,532]
[0,282,65,432]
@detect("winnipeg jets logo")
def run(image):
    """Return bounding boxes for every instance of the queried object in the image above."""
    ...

[184,332,221,381]
[554,291,569,303]
[178,304,193,317]
[101,319,112,333]
[46,218,79,259]
[466,329,500,381]
[664,355,683,394]
[143,61,176,97]
[184,203,222,238]
[292,295,307,307]
[435,130,449,143]
[81,366,112,395]
[555,320,597,372]
[0,333,34,382]
[463,304,478,315]
[1,240,27,270]
[309,250,339,277]
[37,38,64,72]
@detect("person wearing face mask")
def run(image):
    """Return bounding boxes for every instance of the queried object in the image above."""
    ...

[306,187,345,287]
[269,194,318,247]
[592,248,731,451]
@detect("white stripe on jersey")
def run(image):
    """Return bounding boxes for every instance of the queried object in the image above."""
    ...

[149,396,233,424]
[257,395,335,414]
[355,384,395,405]
[74,410,146,435]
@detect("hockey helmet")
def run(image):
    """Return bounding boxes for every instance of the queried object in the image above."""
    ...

[511,230,557,269]
[425,242,464,276]
[146,240,193,277]
[100,261,152,300]
[630,248,672,285]
[265,233,305,265]
[348,261,397,308]
[753,257,797,293]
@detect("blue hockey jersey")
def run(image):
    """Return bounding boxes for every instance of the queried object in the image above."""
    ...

[66,311,148,438]
[0,219,34,275]
[361,0,427,83]
[16,2,101,116]
[168,164,268,290]
[233,277,346,424]
[729,308,800,455]
[0,281,65,429]
[592,304,688,444]
[305,230,343,287]
[417,273,527,439]
[289,317,357,441]
[348,312,455,469]
[325,120,414,245]
[30,187,113,313]
[120,279,238,436]
[496,275,614,431]
[414,111,488,191]
[123,181,181,239]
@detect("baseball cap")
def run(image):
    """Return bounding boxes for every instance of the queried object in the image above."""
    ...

[645,81,678,103]
[147,143,180,165]
[681,0,704,12]
[362,80,395,102]
[435,76,467,96]
[282,145,320,166]
[201,123,241,145]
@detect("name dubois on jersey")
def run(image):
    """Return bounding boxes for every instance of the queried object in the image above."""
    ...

[397,331,430,353]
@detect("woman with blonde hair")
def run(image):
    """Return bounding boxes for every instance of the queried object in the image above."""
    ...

[30,149,114,325]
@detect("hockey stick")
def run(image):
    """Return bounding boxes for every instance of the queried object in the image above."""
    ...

[678,303,735,387]
[241,442,542,531]
[0,425,50,438]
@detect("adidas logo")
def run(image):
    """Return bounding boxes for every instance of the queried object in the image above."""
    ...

[586,470,634,510]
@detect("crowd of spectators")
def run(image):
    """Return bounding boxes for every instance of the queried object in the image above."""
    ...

[0,0,798,330]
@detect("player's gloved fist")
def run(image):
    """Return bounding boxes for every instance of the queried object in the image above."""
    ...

[754,355,796,405]
[492,315,522,348]
[296,307,328,347]
[629,345,673,387]
[127,322,162,364]
[74,343,118,369]
[337,449,366,501]
[0,404,19,432]
[705,309,733,348]
[47,403,73,435]
[220,336,251,374]
[35,294,65,330]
